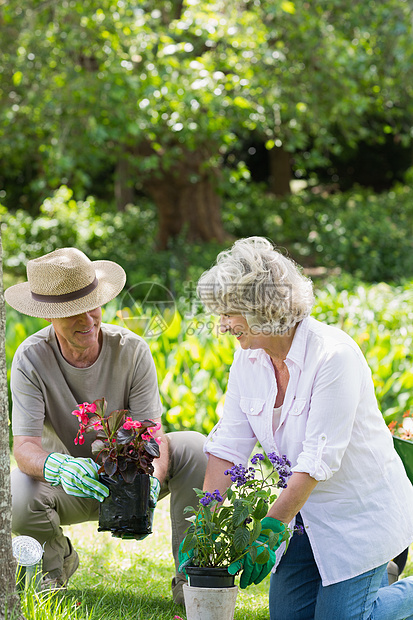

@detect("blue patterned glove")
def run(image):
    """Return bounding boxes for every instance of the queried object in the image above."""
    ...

[149,475,161,509]
[237,517,286,589]
[43,453,109,502]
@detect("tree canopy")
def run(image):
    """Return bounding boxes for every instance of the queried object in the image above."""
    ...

[1,0,412,243]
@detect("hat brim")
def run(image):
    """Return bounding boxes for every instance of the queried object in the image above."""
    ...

[4,260,126,319]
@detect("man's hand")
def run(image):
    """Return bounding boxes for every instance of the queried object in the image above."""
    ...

[233,516,286,589]
[43,453,109,502]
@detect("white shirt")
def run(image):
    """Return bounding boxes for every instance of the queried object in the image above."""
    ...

[204,316,413,585]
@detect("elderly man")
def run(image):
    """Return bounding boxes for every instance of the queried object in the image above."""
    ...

[5,247,207,604]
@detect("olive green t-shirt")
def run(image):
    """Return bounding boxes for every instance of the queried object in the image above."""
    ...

[11,323,162,457]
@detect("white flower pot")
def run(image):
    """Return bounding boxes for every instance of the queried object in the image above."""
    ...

[183,584,238,620]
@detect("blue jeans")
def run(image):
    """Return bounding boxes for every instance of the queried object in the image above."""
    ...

[269,514,413,620]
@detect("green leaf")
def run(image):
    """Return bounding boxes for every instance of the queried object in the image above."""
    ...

[252,498,268,520]
[233,526,250,553]
[250,519,262,544]
[255,547,270,564]
[268,530,281,549]
[181,534,196,553]
[233,504,250,527]
[12,71,23,86]
[281,2,296,15]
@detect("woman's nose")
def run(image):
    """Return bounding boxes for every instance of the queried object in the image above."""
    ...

[219,315,229,333]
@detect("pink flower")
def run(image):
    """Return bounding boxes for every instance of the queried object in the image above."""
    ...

[72,409,90,426]
[74,434,85,445]
[93,421,103,431]
[123,417,142,430]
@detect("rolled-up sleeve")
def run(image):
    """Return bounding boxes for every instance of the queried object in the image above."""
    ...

[204,359,257,466]
[293,344,365,481]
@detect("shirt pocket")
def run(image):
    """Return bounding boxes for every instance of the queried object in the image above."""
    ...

[288,398,307,416]
[240,396,265,416]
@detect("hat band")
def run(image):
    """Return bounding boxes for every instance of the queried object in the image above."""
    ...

[30,277,99,304]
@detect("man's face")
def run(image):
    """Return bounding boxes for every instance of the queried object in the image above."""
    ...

[50,307,102,355]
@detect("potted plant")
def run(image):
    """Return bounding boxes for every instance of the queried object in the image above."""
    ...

[180,452,297,620]
[72,398,161,538]
[388,410,413,484]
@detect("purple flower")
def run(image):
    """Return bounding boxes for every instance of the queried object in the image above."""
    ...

[294,524,305,536]
[200,493,213,506]
[267,452,293,488]
[224,464,255,486]
[250,453,265,465]
[212,490,223,502]
[200,489,223,506]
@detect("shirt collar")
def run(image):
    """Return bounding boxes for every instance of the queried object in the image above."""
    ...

[285,317,310,370]
[246,316,310,370]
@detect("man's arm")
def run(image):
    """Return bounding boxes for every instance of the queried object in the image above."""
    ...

[13,435,49,480]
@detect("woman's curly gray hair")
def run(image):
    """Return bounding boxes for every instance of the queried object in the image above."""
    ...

[197,237,314,335]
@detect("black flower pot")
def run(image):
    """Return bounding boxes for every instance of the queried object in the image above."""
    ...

[186,566,235,588]
[98,473,152,538]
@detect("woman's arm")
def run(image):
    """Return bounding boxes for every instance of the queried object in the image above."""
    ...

[267,471,318,524]
[203,454,235,495]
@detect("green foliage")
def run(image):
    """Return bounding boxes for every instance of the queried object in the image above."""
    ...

[10,577,94,620]
[1,186,157,278]
[5,277,413,436]
[1,185,228,298]
[3,176,413,294]
[60,509,274,619]
[1,0,413,211]
[223,177,413,282]
[114,309,235,435]
[181,454,290,569]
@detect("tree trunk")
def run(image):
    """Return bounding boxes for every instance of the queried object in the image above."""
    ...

[142,150,228,249]
[268,145,292,196]
[0,232,25,619]
[114,155,135,211]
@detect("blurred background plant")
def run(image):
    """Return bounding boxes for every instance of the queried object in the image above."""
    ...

[5,276,413,442]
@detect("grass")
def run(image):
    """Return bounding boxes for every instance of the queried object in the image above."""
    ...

[10,476,413,619]
[55,500,413,620]
[61,500,271,620]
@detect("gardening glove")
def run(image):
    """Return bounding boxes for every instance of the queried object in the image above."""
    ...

[43,453,109,502]
[149,475,161,509]
[120,476,161,541]
[178,540,194,575]
[235,517,286,589]
[178,512,213,575]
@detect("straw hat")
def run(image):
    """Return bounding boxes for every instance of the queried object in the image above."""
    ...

[4,248,126,318]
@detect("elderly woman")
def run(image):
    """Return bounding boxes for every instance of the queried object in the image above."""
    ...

[196,237,413,620]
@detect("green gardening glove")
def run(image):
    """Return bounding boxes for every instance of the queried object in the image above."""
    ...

[178,513,208,575]
[236,517,286,589]
[178,539,194,575]
[43,453,109,502]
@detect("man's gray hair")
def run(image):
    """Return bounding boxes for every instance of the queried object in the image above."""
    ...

[197,237,315,335]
